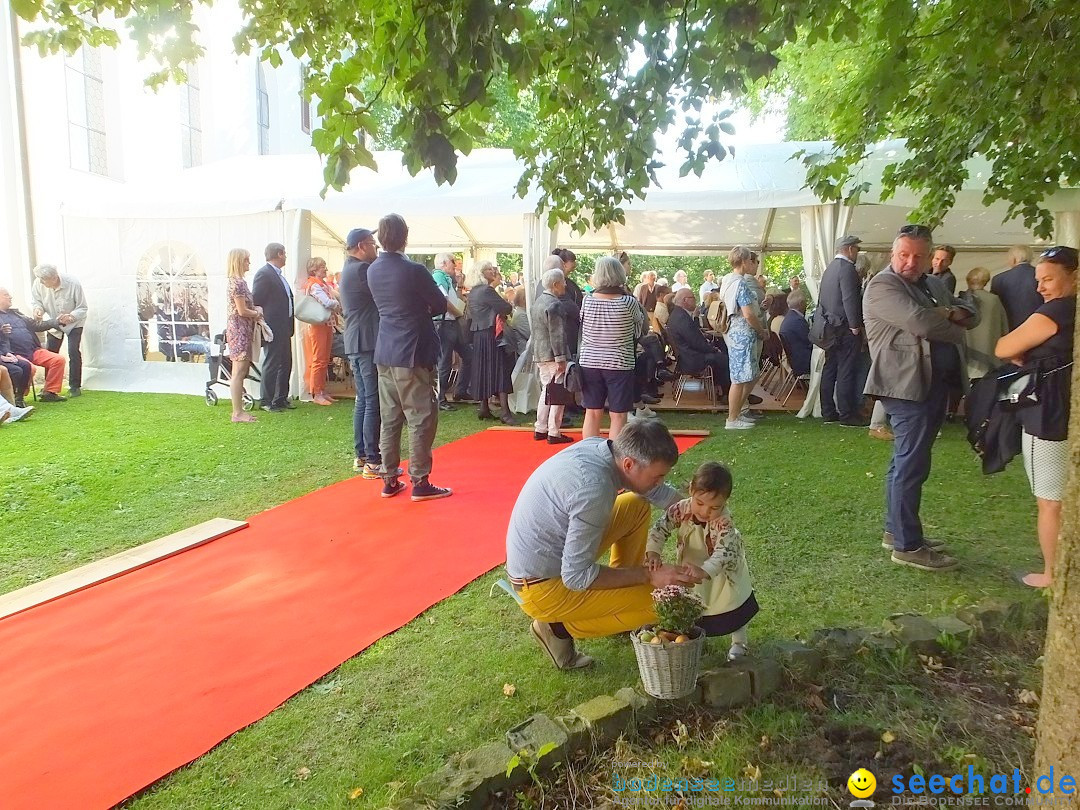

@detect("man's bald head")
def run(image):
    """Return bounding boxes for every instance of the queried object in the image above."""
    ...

[674,288,696,311]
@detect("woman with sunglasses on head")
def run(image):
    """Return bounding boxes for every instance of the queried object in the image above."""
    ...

[995,246,1077,589]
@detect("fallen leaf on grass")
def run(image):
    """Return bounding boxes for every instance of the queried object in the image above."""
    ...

[1018,689,1039,705]
[294,767,311,782]
[760,734,770,749]
[744,763,762,782]
[680,756,714,776]
[807,693,828,712]
[502,683,517,697]
[348,787,364,800]
[866,472,875,478]
[881,731,896,744]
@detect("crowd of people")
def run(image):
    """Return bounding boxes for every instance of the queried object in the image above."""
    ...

[0,264,89,426]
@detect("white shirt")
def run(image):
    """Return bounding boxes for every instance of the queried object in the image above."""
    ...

[699,280,718,300]
[671,282,690,293]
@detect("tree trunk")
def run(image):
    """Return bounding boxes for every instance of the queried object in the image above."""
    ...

[1034,316,1080,780]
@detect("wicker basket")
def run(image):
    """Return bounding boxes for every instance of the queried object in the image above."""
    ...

[630,625,706,699]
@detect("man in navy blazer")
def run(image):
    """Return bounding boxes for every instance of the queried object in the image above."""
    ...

[817,235,866,426]
[991,245,1043,331]
[251,242,295,411]
[367,214,452,502]
[779,288,812,377]
[339,228,385,477]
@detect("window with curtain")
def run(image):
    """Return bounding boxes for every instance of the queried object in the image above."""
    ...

[256,63,270,154]
[180,63,203,168]
[136,243,210,364]
[65,47,108,175]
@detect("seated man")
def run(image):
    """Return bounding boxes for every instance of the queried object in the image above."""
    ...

[779,287,813,377]
[506,419,703,670]
[666,288,731,397]
[0,287,66,402]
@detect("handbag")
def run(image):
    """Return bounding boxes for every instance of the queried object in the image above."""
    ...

[295,293,331,325]
[808,304,838,350]
[544,379,578,406]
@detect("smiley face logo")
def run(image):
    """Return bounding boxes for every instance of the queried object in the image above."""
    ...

[848,769,877,799]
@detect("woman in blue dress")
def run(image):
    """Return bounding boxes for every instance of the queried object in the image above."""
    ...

[723,246,767,429]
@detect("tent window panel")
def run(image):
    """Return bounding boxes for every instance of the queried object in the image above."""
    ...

[136,243,210,364]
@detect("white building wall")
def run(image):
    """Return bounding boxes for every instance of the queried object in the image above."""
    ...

[0,0,318,300]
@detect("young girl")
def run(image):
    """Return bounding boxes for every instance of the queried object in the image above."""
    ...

[645,461,758,660]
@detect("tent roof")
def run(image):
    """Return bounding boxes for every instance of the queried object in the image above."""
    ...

[65,142,1070,252]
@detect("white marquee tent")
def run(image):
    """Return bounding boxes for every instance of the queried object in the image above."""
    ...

[57,141,1080,398]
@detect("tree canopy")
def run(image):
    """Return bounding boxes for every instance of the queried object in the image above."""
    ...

[16,0,1079,236]
[749,0,1080,239]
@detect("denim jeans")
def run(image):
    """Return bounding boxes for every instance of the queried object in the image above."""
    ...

[880,379,948,552]
[349,352,380,463]
[435,318,466,403]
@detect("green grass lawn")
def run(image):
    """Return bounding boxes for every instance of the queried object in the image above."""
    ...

[0,393,1045,808]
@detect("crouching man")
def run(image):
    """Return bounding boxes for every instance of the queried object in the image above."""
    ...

[505,419,703,669]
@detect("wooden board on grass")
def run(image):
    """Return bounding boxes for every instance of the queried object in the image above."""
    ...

[488,426,710,436]
[0,518,248,621]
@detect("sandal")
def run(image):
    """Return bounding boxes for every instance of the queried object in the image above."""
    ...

[231,413,257,423]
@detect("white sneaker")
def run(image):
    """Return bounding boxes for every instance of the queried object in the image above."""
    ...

[636,406,657,419]
[727,642,749,661]
[725,419,754,430]
[9,405,33,423]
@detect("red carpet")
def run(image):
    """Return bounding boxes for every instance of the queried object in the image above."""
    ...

[0,430,702,809]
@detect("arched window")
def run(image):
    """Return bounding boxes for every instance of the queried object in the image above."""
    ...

[136,243,210,363]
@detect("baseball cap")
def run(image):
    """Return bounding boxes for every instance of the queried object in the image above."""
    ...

[346,228,375,249]
[835,235,862,251]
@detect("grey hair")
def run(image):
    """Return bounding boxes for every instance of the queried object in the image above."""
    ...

[673,288,695,308]
[542,255,564,272]
[541,268,565,291]
[611,419,679,467]
[1008,244,1033,265]
[854,253,872,275]
[592,255,627,289]
[33,264,60,282]
[264,242,286,261]
[729,246,753,269]
[435,252,455,267]
[787,287,807,311]
[674,270,687,281]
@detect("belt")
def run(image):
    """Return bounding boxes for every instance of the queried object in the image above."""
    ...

[508,576,551,592]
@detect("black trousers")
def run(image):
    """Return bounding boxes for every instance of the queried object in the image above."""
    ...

[820,329,861,420]
[435,318,467,403]
[260,326,293,407]
[46,327,83,390]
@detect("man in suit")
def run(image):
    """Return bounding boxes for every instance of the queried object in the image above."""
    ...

[667,289,731,398]
[864,224,978,572]
[339,228,385,478]
[367,213,452,502]
[779,287,812,377]
[930,244,957,295]
[252,242,295,411]
[991,244,1043,331]
[818,235,866,426]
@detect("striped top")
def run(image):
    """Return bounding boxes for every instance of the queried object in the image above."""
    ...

[577,294,645,371]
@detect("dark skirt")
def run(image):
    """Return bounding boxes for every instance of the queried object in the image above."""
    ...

[697,592,759,637]
[471,326,513,399]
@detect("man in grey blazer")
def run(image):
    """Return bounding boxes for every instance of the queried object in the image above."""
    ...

[864,225,978,572]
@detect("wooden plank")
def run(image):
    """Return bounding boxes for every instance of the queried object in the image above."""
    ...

[487,426,711,437]
[0,518,248,621]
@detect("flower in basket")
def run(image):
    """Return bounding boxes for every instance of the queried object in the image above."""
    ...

[650,585,705,638]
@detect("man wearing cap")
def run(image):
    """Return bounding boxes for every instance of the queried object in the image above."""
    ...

[817,235,867,427]
[339,228,386,477]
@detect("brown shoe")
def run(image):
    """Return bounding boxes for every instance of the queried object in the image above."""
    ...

[882,531,945,550]
[891,546,959,571]
[529,621,594,670]
[868,427,894,440]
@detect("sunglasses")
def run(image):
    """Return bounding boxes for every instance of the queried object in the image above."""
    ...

[1039,246,1079,264]
[898,224,933,239]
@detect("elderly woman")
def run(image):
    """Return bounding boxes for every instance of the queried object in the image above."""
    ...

[579,255,645,439]
[299,257,341,406]
[722,246,767,429]
[468,260,516,423]
[225,248,263,423]
[995,246,1077,589]
[961,266,1009,381]
[671,270,690,293]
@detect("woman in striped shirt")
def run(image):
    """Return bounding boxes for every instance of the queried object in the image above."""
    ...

[579,256,646,439]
